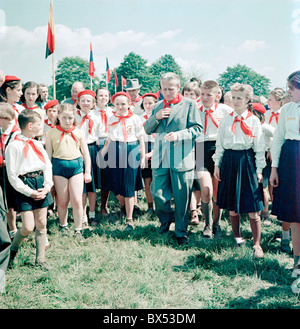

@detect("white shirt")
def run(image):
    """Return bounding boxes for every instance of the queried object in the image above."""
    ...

[265,108,281,130]
[271,102,300,167]
[197,102,233,142]
[139,111,155,143]
[75,109,100,144]
[5,133,53,197]
[2,121,20,146]
[213,110,266,173]
[93,106,114,138]
[107,111,144,142]
[261,122,275,152]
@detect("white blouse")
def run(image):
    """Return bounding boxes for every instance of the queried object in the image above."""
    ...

[212,110,266,173]
[271,102,300,167]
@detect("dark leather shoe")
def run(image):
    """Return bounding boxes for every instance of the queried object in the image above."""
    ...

[159,221,171,234]
[177,237,188,246]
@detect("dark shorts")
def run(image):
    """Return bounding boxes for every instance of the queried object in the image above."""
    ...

[15,172,53,212]
[52,157,83,179]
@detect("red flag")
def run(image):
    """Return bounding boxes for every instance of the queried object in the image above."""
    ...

[121,76,126,86]
[106,58,111,83]
[114,68,118,87]
[89,42,95,79]
[45,0,55,59]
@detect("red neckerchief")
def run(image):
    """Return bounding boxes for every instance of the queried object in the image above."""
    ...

[56,125,79,143]
[163,93,184,109]
[268,111,279,125]
[199,103,219,134]
[78,111,94,134]
[1,124,19,157]
[71,97,76,105]
[109,110,134,143]
[99,109,108,133]
[14,135,46,164]
[132,95,142,107]
[21,103,38,110]
[44,118,55,128]
[230,111,255,137]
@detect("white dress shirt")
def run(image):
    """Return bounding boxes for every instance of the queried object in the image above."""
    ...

[75,109,100,144]
[213,110,266,173]
[197,102,233,142]
[271,101,300,167]
[107,112,144,143]
[93,106,113,138]
[5,133,53,197]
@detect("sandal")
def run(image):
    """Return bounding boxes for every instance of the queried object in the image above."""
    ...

[261,211,271,226]
[190,209,200,225]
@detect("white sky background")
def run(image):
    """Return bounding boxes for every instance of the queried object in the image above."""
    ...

[0,0,300,91]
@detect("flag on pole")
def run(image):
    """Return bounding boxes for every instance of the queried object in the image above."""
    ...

[45,0,55,59]
[121,76,126,91]
[114,69,118,88]
[106,58,111,83]
[89,42,95,79]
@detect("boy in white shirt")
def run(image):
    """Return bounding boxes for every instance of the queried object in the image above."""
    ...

[6,110,53,270]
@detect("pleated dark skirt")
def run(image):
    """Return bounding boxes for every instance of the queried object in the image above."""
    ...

[272,140,300,222]
[217,148,264,214]
[107,141,143,198]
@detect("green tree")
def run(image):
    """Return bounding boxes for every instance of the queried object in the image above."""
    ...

[54,56,100,102]
[114,52,154,94]
[149,54,184,90]
[217,64,271,97]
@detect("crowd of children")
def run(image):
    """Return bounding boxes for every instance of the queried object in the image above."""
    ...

[0,70,299,281]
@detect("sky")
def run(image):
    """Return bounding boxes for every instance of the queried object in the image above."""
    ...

[0,0,300,92]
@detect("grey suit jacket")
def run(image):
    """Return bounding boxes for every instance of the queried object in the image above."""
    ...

[144,97,203,172]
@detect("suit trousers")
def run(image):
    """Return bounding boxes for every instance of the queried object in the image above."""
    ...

[151,167,194,238]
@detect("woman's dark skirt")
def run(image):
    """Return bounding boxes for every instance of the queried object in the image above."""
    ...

[15,172,53,212]
[217,148,264,214]
[107,141,143,198]
[272,140,300,222]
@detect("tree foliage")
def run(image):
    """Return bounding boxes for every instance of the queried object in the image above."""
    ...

[54,56,100,101]
[217,64,271,97]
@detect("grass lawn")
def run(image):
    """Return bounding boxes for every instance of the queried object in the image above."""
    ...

[0,192,299,309]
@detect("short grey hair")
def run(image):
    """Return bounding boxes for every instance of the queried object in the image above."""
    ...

[160,72,180,86]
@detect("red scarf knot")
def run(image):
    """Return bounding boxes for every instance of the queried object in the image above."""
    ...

[268,112,279,124]
[231,111,255,137]
[56,125,79,144]
[14,135,46,164]
[163,93,184,109]
[109,110,134,143]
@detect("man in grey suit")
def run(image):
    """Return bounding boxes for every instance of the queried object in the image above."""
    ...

[144,72,203,245]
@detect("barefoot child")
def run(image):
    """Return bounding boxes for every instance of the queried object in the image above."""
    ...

[213,83,266,258]
[102,92,145,230]
[45,104,91,241]
[6,110,53,270]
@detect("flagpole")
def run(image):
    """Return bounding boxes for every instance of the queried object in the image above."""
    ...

[52,53,56,98]
[90,76,92,90]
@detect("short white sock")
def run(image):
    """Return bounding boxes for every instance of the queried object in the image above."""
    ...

[89,211,95,218]
[235,237,245,245]
[82,215,88,223]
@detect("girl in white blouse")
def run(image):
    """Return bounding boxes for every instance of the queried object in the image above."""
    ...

[213,83,265,258]
[270,70,300,276]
